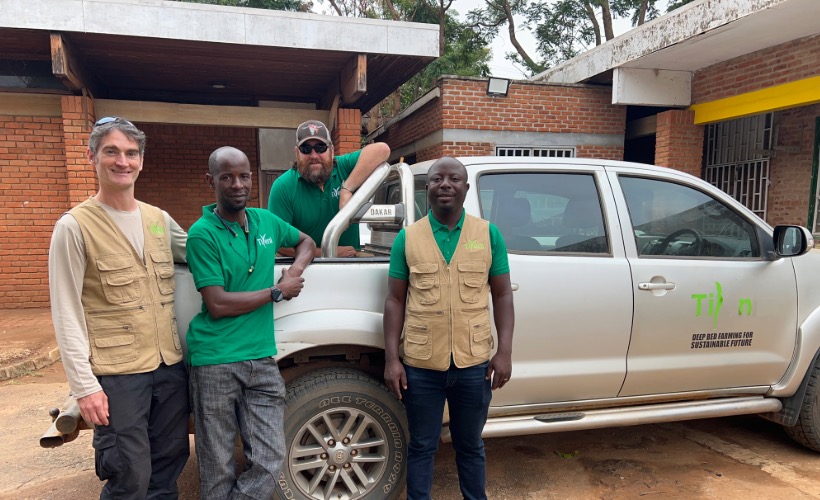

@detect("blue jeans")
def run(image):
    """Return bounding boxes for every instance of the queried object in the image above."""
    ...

[403,361,492,500]
[190,357,285,500]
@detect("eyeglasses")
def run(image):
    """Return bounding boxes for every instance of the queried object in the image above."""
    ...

[298,143,329,155]
[93,116,134,128]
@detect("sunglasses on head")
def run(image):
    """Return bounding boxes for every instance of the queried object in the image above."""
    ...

[298,143,329,155]
[93,116,134,128]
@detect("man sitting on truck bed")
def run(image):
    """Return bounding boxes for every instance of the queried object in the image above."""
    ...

[268,119,390,257]
[383,156,515,500]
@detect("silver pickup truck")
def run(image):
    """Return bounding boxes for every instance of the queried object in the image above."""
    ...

[172,156,820,500]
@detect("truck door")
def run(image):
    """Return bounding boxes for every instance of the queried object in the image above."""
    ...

[473,167,633,406]
[610,170,798,396]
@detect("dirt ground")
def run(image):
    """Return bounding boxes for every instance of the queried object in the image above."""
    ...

[0,309,57,371]
[2,363,820,499]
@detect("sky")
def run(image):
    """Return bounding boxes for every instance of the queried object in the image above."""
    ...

[454,0,675,80]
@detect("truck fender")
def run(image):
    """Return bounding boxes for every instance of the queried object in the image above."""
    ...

[762,305,820,425]
[769,305,820,397]
[762,350,820,426]
[273,309,385,359]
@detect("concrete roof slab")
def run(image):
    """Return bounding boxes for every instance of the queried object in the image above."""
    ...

[533,0,819,84]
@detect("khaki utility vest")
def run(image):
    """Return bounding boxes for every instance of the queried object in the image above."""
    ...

[70,198,182,375]
[403,214,493,371]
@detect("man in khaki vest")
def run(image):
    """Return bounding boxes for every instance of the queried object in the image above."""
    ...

[48,117,189,499]
[384,156,515,500]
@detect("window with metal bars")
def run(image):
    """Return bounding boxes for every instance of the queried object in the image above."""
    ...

[703,113,774,220]
[496,147,575,158]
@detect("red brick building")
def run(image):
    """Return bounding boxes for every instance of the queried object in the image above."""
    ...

[371,79,626,163]
[529,0,819,229]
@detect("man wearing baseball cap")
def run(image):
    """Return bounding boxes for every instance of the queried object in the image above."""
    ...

[268,120,390,257]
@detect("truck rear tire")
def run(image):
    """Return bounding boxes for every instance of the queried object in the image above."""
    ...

[276,367,408,500]
[784,359,820,451]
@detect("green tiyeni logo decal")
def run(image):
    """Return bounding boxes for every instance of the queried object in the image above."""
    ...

[463,240,485,250]
[148,222,165,235]
[691,281,753,330]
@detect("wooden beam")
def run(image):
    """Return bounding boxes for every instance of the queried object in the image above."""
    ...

[0,93,62,117]
[50,33,101,98]
[328,94,341,134]
[340,54,367,105]
[95,99,330,128]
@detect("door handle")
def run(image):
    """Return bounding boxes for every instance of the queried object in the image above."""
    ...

[638,282,675,291]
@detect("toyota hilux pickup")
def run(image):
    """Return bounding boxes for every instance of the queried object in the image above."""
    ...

[44,157,820,500]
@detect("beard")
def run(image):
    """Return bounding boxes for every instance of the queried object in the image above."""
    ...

[296,155,333,186]
[220,191,249,213]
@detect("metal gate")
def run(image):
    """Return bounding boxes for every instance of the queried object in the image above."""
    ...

[704,113,774,220]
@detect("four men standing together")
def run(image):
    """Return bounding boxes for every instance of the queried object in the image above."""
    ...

[48,117,513,499]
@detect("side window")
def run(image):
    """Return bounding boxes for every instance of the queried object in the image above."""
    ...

[413,176,427,220]
[478,172,609,254]
[619,176,760,258]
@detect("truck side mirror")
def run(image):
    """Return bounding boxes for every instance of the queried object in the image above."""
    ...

[773,225,814,257]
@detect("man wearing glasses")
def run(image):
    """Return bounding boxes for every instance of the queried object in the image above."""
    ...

[268,120,390,257]
[48,117,190,499]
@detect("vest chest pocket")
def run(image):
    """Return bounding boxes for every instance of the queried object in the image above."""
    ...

[96,256,141,304]
[403,322,432,360]
[409,263,440,305]
[457,261,488,304]
[151,251,175,295]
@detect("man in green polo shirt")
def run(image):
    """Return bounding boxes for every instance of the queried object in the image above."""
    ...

[268,119,390,257]
[186,146,315,499]
[383,156,515,500]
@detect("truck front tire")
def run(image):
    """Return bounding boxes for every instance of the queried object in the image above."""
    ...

[276,367,408,500]
[785,358,820,451]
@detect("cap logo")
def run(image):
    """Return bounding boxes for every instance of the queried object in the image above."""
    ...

[307,124,321,135]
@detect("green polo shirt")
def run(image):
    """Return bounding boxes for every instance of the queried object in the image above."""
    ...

[388,209,510,281]
[268,150,361,249]
[185,204,300,367]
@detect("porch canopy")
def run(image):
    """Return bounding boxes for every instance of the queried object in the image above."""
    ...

[0,0,439,124]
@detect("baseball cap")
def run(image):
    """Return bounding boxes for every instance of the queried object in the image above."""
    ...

[296,120,332,146]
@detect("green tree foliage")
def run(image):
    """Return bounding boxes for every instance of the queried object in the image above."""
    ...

[469,0,663,76]
[401,15,491,107]
[666,0,696,12]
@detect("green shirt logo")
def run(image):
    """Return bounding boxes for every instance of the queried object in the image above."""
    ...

[257,234,273,247]
[463,240,485,251]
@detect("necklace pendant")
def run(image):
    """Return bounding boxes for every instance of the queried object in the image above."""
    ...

[249,266,254,274]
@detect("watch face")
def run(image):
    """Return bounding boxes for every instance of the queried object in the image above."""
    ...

[272,287,284,302]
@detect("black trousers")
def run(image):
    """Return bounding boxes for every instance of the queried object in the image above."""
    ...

[94,362,190,500]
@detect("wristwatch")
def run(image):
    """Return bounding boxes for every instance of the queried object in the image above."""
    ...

[270,286,284,303]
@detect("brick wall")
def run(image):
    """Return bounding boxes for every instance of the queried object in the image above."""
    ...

[0,115,66,308]
[135,124,259,231]
[440,79,624,135]
[379,78,625,162]
[379,95,443,160]
[693,33,820,104]
[655,110,704,176]
[334,108,362,155]
[767,104,819,227]
[62,96,96,204]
